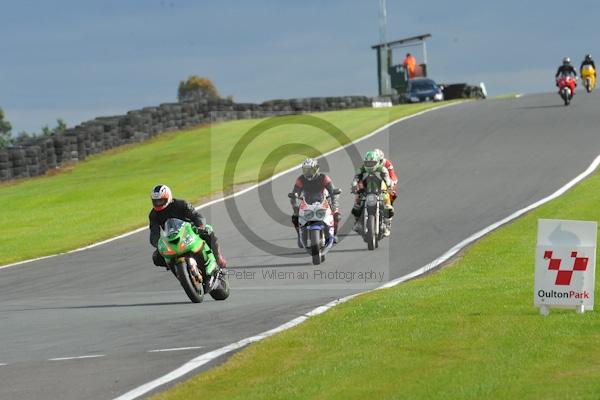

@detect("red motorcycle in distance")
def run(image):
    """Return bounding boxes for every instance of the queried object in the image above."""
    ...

[556,74,577,106]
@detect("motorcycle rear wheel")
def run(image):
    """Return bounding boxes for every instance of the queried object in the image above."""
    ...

[209,271,230,301]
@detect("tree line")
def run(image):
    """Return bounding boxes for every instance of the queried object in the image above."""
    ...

[0,107,67,148]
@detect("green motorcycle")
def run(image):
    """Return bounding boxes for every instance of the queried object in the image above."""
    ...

[158,218,230,303]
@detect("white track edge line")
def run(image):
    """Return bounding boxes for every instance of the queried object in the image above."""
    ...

[115,154,600,400]
[49,354,105,361]
[1,102,462,271]
[148,346,204,353]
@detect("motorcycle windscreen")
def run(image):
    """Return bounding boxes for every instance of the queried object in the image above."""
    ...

[302,191,325,205]
[163,218,185,238]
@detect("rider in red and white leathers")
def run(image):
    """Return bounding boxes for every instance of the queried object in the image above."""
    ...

[290,158,341,246]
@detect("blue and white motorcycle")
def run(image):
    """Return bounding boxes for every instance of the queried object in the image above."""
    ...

[289,188,340,265]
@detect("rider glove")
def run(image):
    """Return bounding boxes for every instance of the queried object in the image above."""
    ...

[194,224,213,235]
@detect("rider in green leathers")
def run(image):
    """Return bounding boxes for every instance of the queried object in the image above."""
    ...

[351,151,394,236]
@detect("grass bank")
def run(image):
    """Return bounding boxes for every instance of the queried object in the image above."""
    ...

[494,93,521,99]
[3,102,453,266]
[152,168,600,399]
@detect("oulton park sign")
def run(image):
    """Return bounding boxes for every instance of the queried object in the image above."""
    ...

[534,219,597,316]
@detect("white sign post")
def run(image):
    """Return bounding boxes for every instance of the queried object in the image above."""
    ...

[534,219,597,316]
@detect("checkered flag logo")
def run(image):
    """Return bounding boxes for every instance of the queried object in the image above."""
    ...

[544,250,589,286]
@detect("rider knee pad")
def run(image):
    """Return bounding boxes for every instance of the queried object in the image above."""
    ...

[351,207,361,218]
[152,251,167,266]
[384,208,394,218]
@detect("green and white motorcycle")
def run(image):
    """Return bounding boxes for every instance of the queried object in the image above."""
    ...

[157,218,229,303]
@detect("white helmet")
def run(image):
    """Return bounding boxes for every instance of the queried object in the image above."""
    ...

[151,184,173,211]
[301,158,319,181]
[563,57,571,65]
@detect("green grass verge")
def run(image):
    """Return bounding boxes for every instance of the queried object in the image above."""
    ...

[151,170,600,399]
[494,93,521,99]
[2,102,453,266]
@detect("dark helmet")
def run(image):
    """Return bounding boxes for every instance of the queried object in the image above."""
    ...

[151,184,173,211]
[585,54,593,61]
[563,57,571,65]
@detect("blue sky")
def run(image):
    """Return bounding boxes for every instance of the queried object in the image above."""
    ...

[1,0,598,133]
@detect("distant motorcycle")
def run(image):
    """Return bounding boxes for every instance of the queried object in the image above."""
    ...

[354,173,390,250]
[289,188,341,265]
[157,218,229,303]
[581,65,596,93]
[556,74,576,106]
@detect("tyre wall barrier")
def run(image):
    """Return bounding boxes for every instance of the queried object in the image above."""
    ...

[0,96,373,182]
[440,83,485,100]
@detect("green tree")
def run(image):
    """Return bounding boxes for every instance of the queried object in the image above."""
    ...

[0,107,12,148]
[15,131,34,144]
[54,118,67,134]
[177,75,220,102]
[41,119,66,137]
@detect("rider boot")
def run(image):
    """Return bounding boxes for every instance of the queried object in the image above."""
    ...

[199,229,227,269]
[333,211,341,243]
[383,218,392,237]
[351,213,362,233]
[351,196,363,233]
[292,214,303,248]
[383,205,393,237]
[383,193,394,237]
[215,250,227,269]
[212,242,227,269]
[390,190,398,206]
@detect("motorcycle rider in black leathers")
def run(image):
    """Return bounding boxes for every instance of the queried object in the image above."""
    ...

[580,54,596,79]
[555,57,577,79]
[149,184,227,268]
[290,158,341,246]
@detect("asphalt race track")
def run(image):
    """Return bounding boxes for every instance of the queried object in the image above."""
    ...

[1,93,599,399]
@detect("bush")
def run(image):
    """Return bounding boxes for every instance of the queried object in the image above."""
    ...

[177,75,220,102]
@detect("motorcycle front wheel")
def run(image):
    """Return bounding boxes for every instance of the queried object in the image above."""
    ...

[561,89,570,106]
[175,259,204,303]
[367,214,376,251]
[310,229,322,265]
